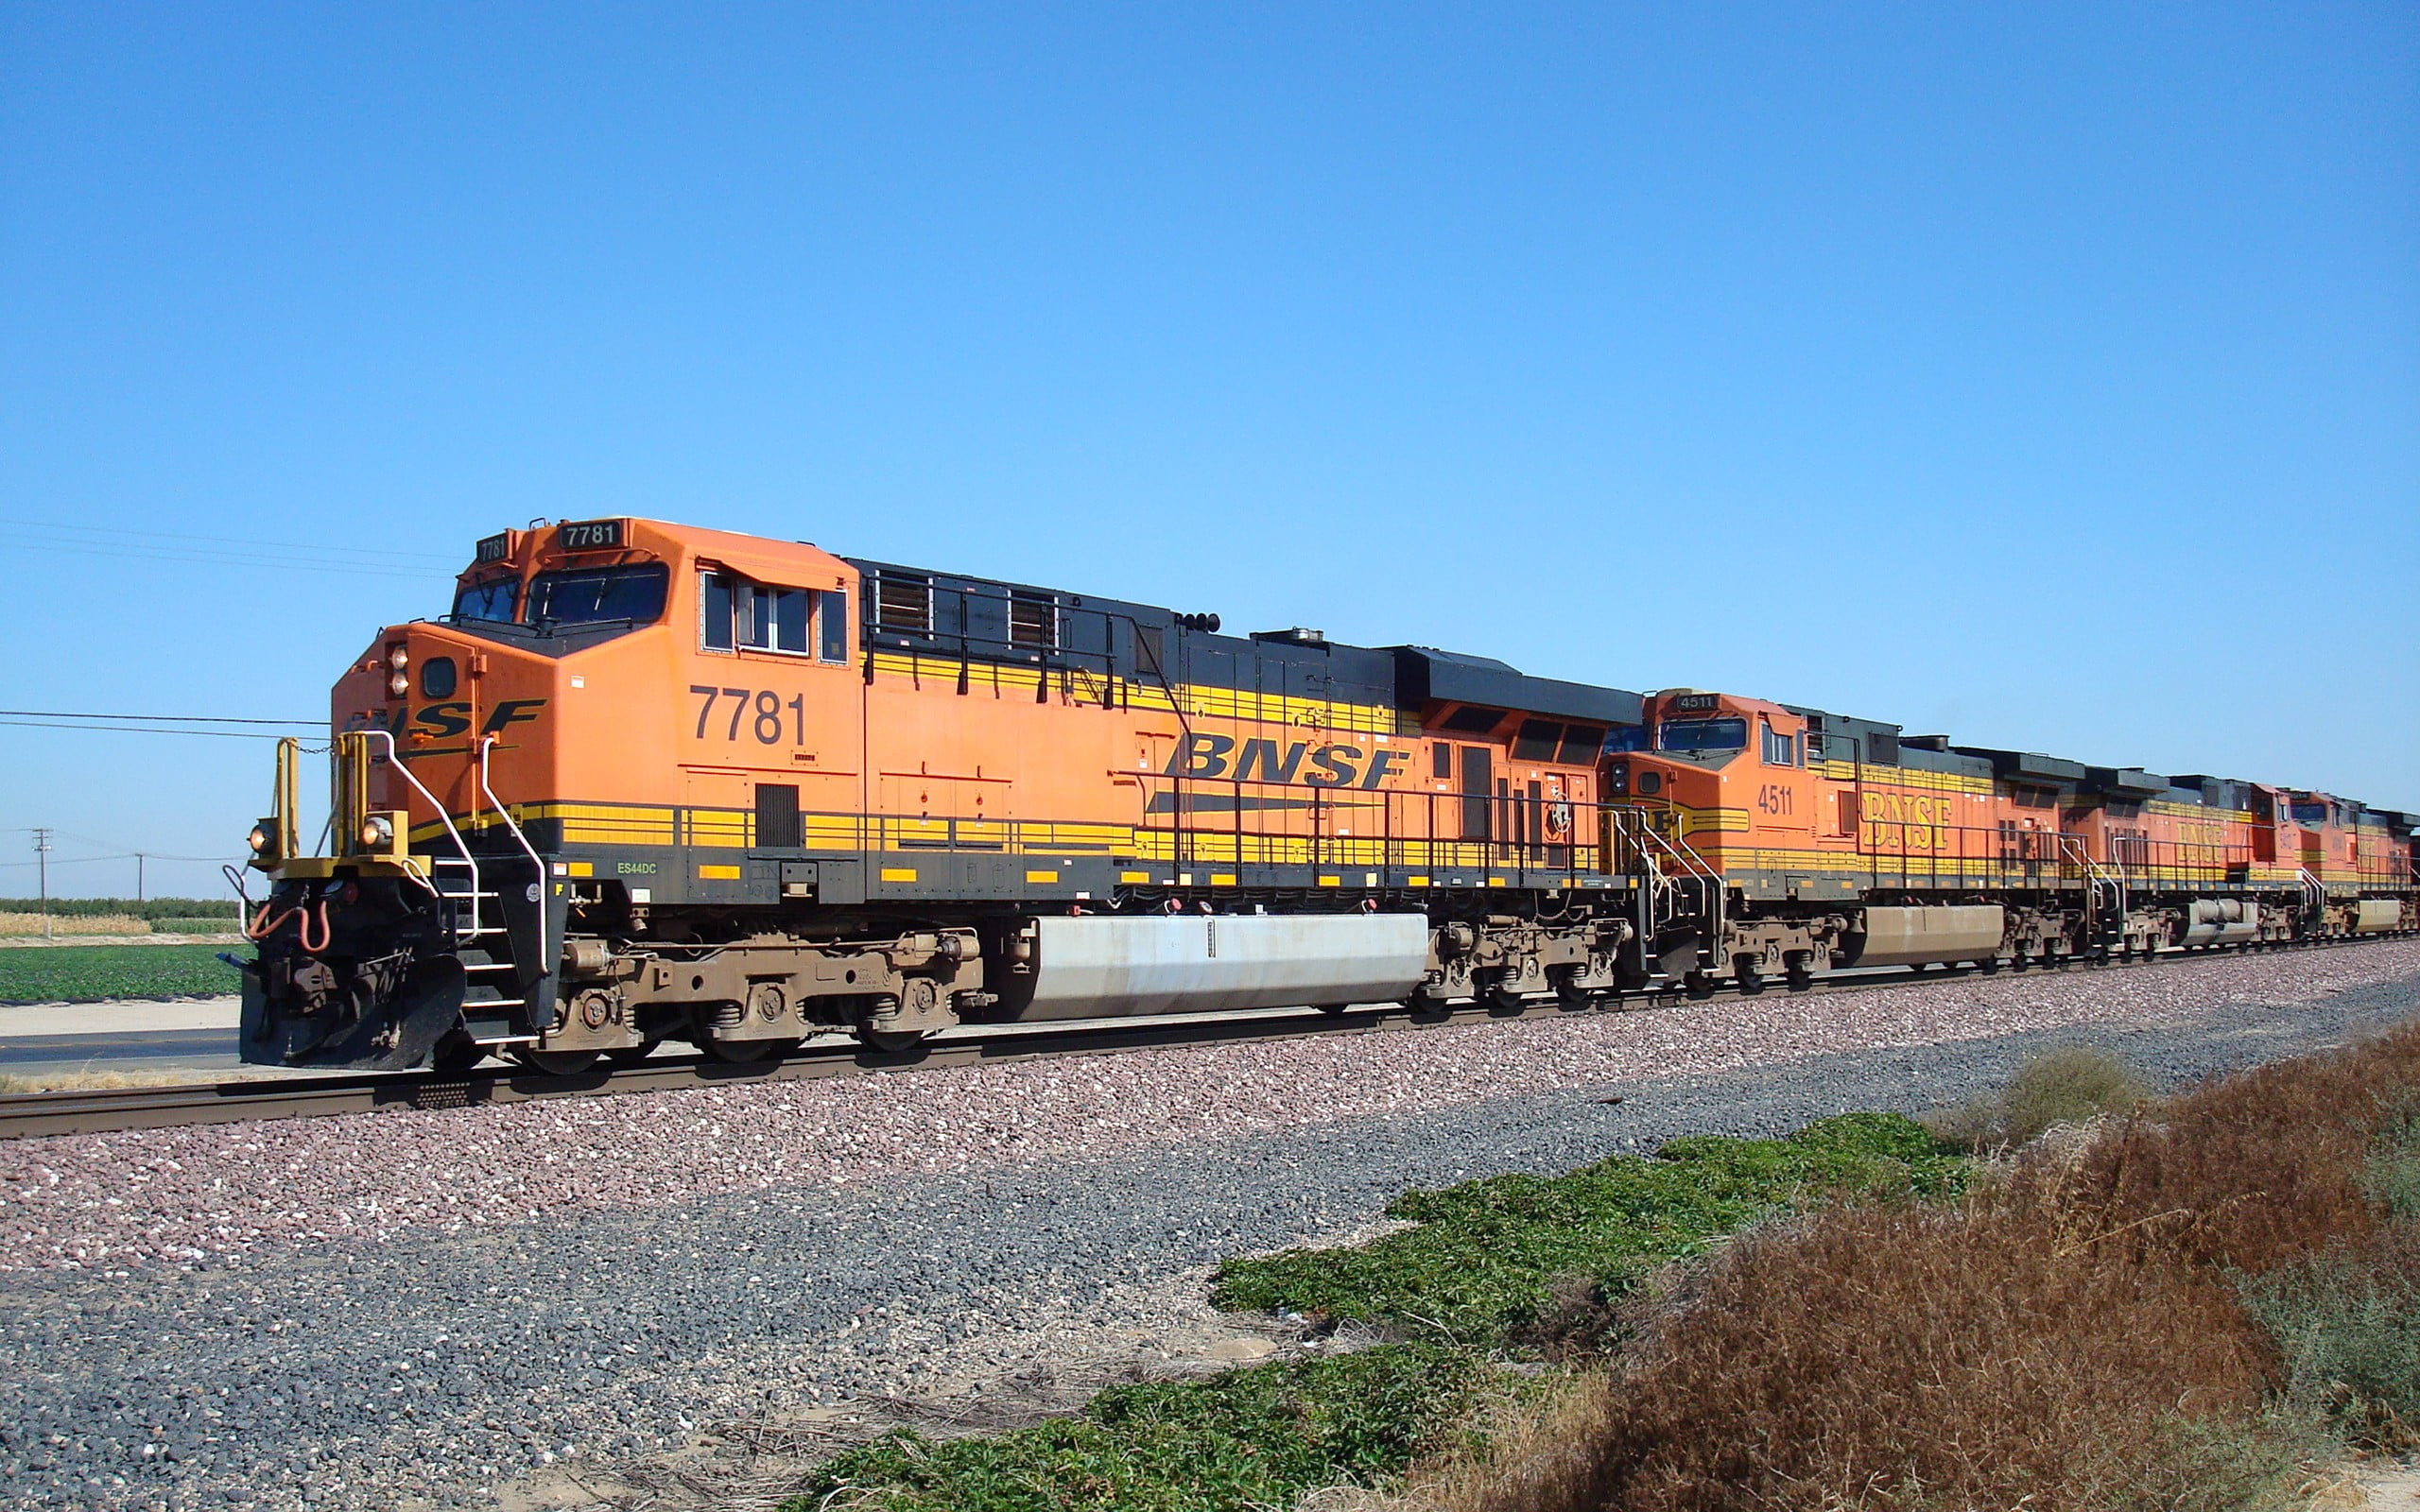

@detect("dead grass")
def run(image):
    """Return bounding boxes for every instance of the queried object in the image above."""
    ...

[0,1067,230,1093]
[0,912,151,937]
[1410,1023,2420,1512]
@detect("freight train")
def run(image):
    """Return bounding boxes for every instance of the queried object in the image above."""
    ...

[236,517,2420,1072]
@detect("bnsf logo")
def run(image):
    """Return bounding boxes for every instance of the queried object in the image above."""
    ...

[1165,734,1410,789]
[346,699,547,739]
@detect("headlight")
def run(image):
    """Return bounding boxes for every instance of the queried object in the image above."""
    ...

[388,671,410,697]
[359,815,394,849]
[247,825,271,854]
[387,644,409,671]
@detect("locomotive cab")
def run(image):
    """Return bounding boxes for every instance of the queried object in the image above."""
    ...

[242,517,872,1072]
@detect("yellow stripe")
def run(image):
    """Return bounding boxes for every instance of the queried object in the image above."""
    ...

[866,653,1403,736]
[697,864,740,881]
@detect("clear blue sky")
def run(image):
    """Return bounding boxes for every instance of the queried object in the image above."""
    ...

[4,3,2414,899]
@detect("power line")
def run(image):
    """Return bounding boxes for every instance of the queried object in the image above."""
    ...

[0,538,449,580]
[0,517,460,562]
[0,719,311,740]
[0,710,324,727]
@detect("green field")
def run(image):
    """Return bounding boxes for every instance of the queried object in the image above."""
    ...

[0,944,248,1004]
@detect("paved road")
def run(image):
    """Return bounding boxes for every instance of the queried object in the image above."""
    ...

[0,1029,241,1071]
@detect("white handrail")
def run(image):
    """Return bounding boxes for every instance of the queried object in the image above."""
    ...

[361,729,475,931]
[478,735,549,972]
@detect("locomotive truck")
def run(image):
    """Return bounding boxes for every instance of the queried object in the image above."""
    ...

[236,516,2419,1072]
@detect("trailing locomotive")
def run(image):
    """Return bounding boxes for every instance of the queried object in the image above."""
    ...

[237,517,2419,1072]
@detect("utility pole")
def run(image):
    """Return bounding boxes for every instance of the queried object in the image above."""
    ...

[135,852,145,906]
[30,829,52,942]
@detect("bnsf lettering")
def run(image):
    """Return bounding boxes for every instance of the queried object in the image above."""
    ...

[1167,735,1411,790]
[412,702,472,738]
[341,700,549,741]
[1860,789,1952,850]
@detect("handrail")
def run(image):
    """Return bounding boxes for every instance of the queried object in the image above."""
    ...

[2296,867,2326,920]
[479,734,550,972]
[359,729,475,931]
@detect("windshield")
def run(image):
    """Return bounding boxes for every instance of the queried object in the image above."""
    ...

[452,576,521,624]
[1658,717,1747,753]
[526,564,669,627]
[1604,723,1650,753]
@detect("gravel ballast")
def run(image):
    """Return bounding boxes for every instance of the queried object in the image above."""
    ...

[0,941,2414,1510]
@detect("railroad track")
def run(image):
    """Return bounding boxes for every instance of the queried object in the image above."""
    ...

[0,937,2393,1141]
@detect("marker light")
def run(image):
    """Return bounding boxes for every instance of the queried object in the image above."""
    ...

[389,672,410,697]
[247,825,271,854]
[359,815,394,850]
[387,644,409,671]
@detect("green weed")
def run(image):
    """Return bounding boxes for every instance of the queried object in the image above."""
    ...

[1211,1112,1962,1346]
[783,1343,1511,1512]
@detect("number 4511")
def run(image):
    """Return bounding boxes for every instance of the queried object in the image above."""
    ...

[690,686,804,745]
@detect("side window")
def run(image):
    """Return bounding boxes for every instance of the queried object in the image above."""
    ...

[701,571,817,656]
[703,573,735,650]
[1760,722,1797,766]
[875,573,933,633]
[817,590,847,662]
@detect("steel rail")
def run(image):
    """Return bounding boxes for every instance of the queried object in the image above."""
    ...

[0,936,2401,1142]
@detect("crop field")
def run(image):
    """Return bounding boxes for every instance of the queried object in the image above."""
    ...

[0,944,245,1004]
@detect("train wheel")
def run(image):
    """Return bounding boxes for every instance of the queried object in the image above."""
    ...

[856,1026,929,1054]
[430,1031,487,1073]
[605,1039,662,1067]
[1735,960,1765,996]
[1314,1003,1353,1016]
[702,1036,773,1063]
[1784,961,1815,993]
[511,1047,601,1076]
[1683,970,1716,1000]
[1975,956,2002,976]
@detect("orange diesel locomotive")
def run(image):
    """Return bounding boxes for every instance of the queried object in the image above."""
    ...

[238,517,2418,1071]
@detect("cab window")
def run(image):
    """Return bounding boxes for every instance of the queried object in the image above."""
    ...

[526,564,669,627]
[1760,722,1797,765]
[1658,717,1747,753]
[451,576,520,624]
[1604,723,1650,753]
[702,572,847,662]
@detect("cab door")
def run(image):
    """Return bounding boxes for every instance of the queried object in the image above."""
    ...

[683,566,864,875]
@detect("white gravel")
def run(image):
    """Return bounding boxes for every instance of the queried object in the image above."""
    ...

[6,938,2414,1274]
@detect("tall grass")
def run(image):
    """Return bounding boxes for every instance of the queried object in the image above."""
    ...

[1922,1041,2151,1151]
[0,912,152,937]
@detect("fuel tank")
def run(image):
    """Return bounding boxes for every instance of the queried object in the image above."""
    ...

[1845,905,2006,968]
[2354,899,2406,934]
[2180,898,2260,947]
[1001,913,1432,1021]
